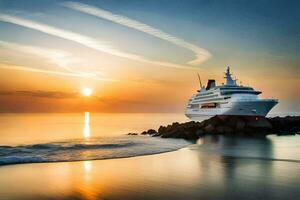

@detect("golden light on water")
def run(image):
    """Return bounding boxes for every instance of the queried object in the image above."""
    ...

[84,160,93,172]
[83,112,90,138]
[82,88,93,97]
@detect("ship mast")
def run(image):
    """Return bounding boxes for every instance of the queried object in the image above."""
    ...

[224,66,237,85]
[197,73,203,88]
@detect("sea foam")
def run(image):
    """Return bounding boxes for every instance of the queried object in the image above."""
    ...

[0,136,191,165]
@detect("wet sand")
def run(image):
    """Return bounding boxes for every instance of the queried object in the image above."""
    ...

[0,136,300,200]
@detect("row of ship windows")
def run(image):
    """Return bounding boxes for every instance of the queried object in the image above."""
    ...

[195,89,254,99]
[196,92,214,97]
[221,91,260,95]
[194,94,218,100]
[189,102,229,109]
[190,103,220,109]
[193,96,231,103]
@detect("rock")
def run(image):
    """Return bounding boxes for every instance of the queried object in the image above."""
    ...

[146,129,157,135]
[135,116,300,139]
[196,129,205,137]
[246,117,272,129]
[185,131,199,140]
[223,126,234,134]
[127,133,138,135]
[290,127,300,133]
[158,126,167,134]
[227,116,239,127]
[235,119,246,130]
[141,129,157,135]
[203,124,214,133]
[141,131,147,135]
[216,126,225,134]
[152,132,161,137]
[268,116,300,134]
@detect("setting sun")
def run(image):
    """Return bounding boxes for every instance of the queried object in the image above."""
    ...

[82,88,93,97]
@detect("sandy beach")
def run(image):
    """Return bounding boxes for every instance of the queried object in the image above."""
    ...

[1,135,300,200]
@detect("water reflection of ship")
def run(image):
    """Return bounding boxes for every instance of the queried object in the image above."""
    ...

[194,135,274,196]
[218,136,274,187]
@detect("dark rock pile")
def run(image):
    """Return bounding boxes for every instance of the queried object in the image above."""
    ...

[133,116,300,139]
[268,116,300,135]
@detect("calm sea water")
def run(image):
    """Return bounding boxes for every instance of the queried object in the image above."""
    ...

[0,113,299,200]
[0,113,189,145]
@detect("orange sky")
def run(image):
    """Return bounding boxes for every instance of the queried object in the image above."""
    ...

[0,1,299,114]
[0,64,299,113]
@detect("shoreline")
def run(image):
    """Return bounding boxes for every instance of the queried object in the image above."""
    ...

[0,137,192,167]
[0,144,187,167]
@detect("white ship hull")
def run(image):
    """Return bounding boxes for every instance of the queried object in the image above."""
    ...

[185,99,278,120]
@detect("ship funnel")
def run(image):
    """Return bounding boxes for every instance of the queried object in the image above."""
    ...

[206,79,216,90]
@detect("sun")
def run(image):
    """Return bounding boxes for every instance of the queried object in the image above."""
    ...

[81,88,93,97]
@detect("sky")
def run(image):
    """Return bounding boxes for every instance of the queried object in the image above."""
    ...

[0,0,299,113]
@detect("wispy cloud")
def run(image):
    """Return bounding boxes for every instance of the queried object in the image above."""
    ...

[97,96,149,105]
[0,90,80,99]
[0,13,200,70]
[0,41,116,81]
[0,63,115,81]
[0,63,86,77]
[0,40,75,72]
[63,1,212,66]
[0,90,148,105]
[0,40,106,79]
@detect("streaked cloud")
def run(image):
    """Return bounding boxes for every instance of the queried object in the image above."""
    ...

[0,40,75,72]
[63,1,212,66]
[97,96,149,105]
[0,90,148,105]
[0,40,108,79]
[0,63,115,81]
[0,13,200,70]
[0,90,79,99]
[0,41,117,81]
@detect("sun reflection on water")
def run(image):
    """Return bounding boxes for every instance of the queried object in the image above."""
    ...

[84,160,93,172]
[83,112,90,138]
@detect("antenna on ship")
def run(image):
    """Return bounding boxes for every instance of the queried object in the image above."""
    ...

[224,66,237,85]
[197,73,203,88]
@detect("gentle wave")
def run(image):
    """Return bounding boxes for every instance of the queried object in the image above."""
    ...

[0,136,191,165]
[0,142,136,153]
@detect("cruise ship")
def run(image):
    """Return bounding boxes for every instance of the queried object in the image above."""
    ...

[185,67,278,120]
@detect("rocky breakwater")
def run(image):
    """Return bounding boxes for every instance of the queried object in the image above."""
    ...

[135,116,300,139]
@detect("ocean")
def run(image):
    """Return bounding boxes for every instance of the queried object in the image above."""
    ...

[0,112,299,165]
[0,113,300,200]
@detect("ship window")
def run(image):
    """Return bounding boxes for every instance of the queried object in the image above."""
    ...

[201,103,218,108]
[191,104,199,109]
